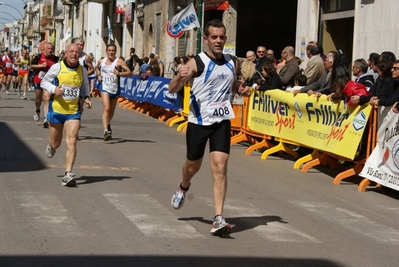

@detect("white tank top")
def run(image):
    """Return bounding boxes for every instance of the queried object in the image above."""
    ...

[79,52,88,70]
[189,52,235,126]
[100,57,119,94]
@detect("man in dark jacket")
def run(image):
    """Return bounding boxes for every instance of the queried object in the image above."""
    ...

[353,58,374,88]
[278,46,299,88]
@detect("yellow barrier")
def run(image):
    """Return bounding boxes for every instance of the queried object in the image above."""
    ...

[228,91,379,189]
[167,83,191,130]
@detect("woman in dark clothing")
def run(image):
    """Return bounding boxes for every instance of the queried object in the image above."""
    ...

[369,60,396,106]
[253,61,282,91]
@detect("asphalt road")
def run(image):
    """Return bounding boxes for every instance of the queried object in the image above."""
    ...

[0,90,398,267]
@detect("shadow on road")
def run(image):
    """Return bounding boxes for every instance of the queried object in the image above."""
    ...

[75,175,131,185]
[0,106,24,109]
[0,255,346,267]
[79,136,155,144]
[0,122,46,173]
[178,215,287,234]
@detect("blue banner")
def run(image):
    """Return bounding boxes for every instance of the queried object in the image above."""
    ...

[119,75,182,111]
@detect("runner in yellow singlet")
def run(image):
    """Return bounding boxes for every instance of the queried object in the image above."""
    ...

[41,43,92,187]
[17,49,30,100]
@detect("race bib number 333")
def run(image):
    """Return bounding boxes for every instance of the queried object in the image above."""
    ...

[207,101,235,123]
[62,84,80,100]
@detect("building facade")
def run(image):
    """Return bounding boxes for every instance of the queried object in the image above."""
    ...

[0,0,395,79]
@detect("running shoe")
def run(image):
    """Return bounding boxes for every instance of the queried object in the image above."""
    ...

[43,118,49,128]
[22,94,27,100]
[61,172,77,186]
[33,112,40,121]
[6,90,9,95]
[171,182,190,209]
[46,144,56,158]
[104,130,112,141]
[210,215,232,236]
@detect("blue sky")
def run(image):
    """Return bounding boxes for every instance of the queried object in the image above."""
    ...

[0,0,27,23]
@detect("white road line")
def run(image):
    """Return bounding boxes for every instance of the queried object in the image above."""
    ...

[5,192,84,237]
[293,201,399,244]
[104,193,205,239]
[200,197,320,243]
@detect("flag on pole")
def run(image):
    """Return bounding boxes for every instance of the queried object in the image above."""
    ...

[165,3,200,39]
[62,28,71,42]
[51,31,55,44]
[107,16,114,41]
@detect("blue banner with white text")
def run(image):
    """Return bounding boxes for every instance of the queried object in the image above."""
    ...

[119,75,182,112]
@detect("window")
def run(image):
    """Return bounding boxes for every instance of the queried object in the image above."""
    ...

[320,0,355,13]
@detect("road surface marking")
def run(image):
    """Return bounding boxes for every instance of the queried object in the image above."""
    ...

[293,201,399,244]
[104,193,205,239]
[5,192,84,237]
[199,196,320,243]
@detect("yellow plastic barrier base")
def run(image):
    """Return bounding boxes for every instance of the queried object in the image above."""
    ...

[301,153,345,173]
[261,141,298,160]
[177,121,188,132]
[165,113,187,127]
[293,149,321,169]
[245,139,274,156]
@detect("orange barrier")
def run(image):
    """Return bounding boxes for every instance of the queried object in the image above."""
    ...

[230,96,275,156]
[358,106,379,191]
[231,102,243,134]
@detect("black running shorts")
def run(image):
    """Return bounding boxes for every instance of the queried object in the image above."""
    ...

[186,120,231,161]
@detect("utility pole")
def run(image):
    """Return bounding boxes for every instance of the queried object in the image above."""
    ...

[71,3,74,38]
[196,0,202,54]
[109,0,115,44]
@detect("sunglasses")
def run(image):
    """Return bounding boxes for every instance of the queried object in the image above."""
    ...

[257,51,265,53]
[393,67,399,71]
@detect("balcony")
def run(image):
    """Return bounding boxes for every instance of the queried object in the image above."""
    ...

[26,27,38,38]
[62,0,86,5]
[42,5,52,17]
[40,17,53,28]
[86,0,110,4]
[54,16,64,22]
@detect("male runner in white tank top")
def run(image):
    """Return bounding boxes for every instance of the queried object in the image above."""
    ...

[168,19,246,236]
[73,37,94,117]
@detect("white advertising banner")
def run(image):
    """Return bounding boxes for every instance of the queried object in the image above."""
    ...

[360,107,399,191]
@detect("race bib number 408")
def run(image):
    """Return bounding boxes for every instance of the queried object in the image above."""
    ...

[207,101,235,123]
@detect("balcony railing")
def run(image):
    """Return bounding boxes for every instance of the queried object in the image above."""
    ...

[40,17,53,27]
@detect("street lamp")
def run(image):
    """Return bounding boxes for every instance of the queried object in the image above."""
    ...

[0,11,19,21]
[0,2,24,19]
[0,18,14,24]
